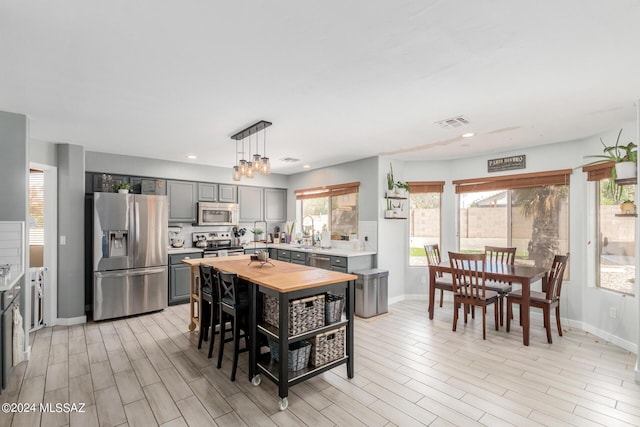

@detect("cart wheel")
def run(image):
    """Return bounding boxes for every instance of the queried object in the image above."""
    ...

[278,397,288,411]
[251,375,261,386]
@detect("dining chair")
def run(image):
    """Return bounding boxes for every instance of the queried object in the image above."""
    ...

[506,253,569,343]
[424,244,454,308]
[484,246,516,326]
[216,270,250,381]
[197,264,219,350]
[449,251,500,340]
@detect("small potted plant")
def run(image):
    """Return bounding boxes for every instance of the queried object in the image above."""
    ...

[385,198,393,218]
[251,227,264,241]
[620,199,636,214]
[386,163,396,197]
[392,201,403,217]
[395,180,409,197]
[116,183,131,194]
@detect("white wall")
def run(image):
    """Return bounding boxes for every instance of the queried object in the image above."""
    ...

[397,121,638,351]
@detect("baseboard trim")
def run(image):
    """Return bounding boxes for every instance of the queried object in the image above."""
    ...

[55,315,87,326]
[394,294,638,355]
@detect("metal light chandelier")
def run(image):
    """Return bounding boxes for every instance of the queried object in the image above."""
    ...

[231,120,272,181]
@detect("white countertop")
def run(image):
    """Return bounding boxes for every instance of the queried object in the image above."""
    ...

[168,247,204,255]
[245,243,376,258]
[0,270,24,292]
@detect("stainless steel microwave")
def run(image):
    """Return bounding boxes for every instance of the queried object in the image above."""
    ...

[197,202,238,226]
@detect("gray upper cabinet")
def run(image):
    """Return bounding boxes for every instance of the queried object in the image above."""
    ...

[218,184,237,203]
[238,186,264,222]
[167,180,197,223]
[198,183,218,202]
[264,188,287,222]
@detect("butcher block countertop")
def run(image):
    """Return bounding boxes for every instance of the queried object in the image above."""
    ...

[182,255,357,293]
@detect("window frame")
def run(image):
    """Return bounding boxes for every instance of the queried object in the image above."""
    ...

[407,181,444,267]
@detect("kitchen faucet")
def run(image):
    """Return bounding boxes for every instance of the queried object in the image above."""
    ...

[302,215,316,246]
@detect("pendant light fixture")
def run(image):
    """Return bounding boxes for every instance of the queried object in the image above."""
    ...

[230,120,272,181]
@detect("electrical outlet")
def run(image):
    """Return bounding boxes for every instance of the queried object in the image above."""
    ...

[609,307,617,319]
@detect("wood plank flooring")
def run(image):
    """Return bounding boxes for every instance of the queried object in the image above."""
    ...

[1,300,638,426]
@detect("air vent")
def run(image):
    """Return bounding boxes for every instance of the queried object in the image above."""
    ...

[436,115,470,129]
[281,157,300,163]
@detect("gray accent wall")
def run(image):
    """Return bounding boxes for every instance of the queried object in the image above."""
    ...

[0,110,29,356]
[57,144,85,318]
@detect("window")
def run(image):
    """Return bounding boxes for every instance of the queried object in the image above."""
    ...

[296,182,359,241]
[29,169,45,245]
[454,170,570,269]
[408,181,443,266]
[596,178,635,295]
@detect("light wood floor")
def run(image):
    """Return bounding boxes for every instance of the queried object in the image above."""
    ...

[1,300,639,427]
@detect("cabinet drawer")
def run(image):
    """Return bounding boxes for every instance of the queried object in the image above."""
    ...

[291,251,306,263]
[330,256,347,268]
[277,250,291,260]
[169,252,202,265]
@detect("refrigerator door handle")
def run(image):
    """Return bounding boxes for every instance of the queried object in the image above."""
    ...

[95,267,167,279]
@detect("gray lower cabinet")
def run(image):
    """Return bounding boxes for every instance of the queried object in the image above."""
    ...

[269,248,278,260]
[291,251,306,265]
[1,283,21,391]
[264,188,286,222]
[238,186,264,222]
[169,252,202,305]
[168,180,197,223]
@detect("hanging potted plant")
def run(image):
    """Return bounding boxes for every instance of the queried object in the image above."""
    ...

[584,129,637,181]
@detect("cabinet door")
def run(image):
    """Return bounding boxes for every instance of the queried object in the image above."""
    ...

[167,181,197,223]
[264,188,287,222]
[198,183,218,202]
[238,186,264,222]
[169,264,192,305]
[218,184,238,203]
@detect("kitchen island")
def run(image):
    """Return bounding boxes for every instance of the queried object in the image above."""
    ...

[182,255,356,410]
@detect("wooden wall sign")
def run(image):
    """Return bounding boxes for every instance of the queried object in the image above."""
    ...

[488,155,526,173]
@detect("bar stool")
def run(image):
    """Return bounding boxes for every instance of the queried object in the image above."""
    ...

[197,264,219,351]
[216,270,250,381]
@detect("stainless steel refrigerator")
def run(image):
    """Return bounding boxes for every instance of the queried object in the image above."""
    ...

[93,193,168,321]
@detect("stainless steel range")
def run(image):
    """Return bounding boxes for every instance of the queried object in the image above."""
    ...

[192,232,244,258]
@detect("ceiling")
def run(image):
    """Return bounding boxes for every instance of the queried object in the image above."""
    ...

[1,1,639,175]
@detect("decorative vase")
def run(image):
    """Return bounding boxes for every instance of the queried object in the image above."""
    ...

[386,190,397,198]
[118,189,129,194]
[620,201,636,214]
[615,161,637,180]
[392,207,402,217]
[385,209,394,218]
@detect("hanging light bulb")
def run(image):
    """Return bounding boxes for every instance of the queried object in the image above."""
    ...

[239,136,248,175]
[261,125,270,175]
[232,140,241,181]
[253,130,262,171]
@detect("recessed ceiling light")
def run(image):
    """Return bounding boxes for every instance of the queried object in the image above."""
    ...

[461,132,475,138]
[303,165,310,169]
[186,155,197,159]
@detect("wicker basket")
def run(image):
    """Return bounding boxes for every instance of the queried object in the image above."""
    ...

[310,326,346,367]
[325,293,344,325]
[263,294,325,336]
[267,337,311,371]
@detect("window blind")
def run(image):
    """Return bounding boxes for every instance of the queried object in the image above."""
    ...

[452,169,572,194]
[582,161,614,182]
[295,181,360,200]
[407,181,445,193]
[29,170,45,245]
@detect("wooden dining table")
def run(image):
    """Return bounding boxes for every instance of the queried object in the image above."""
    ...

[428,260,548,346]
